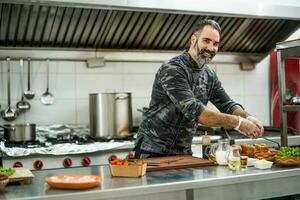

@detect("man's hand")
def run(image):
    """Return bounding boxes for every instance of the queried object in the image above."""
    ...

[246,116,264,137]
[236,118,262,138]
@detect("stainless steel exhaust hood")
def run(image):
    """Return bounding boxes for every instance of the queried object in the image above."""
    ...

[1,0,300,63]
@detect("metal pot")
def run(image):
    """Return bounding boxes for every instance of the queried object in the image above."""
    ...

[0,123,36,143]
[89,93,133,138]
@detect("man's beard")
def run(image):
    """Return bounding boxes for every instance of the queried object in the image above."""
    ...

[193,43,216,67]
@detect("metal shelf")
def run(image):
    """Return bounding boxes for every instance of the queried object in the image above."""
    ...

[276,39,300,147]
[282,105,300,111]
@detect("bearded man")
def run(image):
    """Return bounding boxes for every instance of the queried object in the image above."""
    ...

[134,19,264,158]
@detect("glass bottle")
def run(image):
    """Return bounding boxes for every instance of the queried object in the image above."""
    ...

[202,131,211,159]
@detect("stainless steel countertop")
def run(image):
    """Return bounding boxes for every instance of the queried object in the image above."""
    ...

[2,164,300,200]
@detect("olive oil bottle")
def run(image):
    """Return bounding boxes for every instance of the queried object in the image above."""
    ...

[202,131,211,159]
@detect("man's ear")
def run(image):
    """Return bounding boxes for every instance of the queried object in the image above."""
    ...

[191,34,197,46]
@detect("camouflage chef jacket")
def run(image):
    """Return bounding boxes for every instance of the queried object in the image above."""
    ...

[135,50,242,155]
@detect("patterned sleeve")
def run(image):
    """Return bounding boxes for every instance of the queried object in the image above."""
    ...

[209,72,243,114]
[158,64,205,121]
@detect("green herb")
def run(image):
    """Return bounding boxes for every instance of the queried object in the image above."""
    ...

[0,167,15,176]
[276,147,300,158]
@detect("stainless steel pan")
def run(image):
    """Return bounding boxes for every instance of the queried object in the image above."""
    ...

[0,123,36,143]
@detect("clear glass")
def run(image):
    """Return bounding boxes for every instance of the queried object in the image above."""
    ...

[240,156,248,170]
[227,144,241,170]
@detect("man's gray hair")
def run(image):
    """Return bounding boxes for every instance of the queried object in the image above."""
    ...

[193,19,221,36]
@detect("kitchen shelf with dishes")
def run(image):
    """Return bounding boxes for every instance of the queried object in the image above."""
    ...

[276,39,300,146]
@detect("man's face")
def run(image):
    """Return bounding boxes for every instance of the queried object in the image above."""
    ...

[192,25,220,65]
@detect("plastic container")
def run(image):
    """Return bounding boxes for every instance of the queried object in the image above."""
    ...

[254,159,273,169]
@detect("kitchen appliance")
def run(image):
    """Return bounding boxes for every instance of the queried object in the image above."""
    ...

[89,93,133,138]
[0,124,36,143]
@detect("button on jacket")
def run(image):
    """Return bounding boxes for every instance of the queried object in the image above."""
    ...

[135,50,242,155]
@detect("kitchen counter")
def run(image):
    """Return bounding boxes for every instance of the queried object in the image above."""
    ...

[2,164,300,200]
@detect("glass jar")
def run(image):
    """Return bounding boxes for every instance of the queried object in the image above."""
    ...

[209,139,230,165]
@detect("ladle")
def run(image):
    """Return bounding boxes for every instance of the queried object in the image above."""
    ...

[23,57,35,99]
[16,59,31,112]
[1,57,18,121]
[40,59,55,105]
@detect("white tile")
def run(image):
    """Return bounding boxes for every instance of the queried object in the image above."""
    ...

[123,62,161,74]
[215,63,243,74]
[244,95,270,117]
[6,60,21,73]
[243,59,269,96]
[123,74,155,98]
[75,99,89,125]
[48,74,76,99]
[244,73,269,95]
[218,74,244,96]
[76,61,123,74]
[229,95,244,106]
[26,73,75,99]
[24,100,76,125]
[51,61,76,73]
[0,73,23,101]
[76,74,123,99]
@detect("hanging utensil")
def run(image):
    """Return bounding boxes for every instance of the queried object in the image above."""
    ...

[23,57,35,99]
[40,58,55,105]
[16,59,31,112]
[1,57,18,121]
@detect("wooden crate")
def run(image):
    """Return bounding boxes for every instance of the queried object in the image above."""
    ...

[109,163,147,177]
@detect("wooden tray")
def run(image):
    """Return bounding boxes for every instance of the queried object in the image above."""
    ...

[9,168,34,184]
[143,155,214,172]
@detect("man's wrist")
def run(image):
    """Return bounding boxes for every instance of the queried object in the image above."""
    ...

[234,116,243,131]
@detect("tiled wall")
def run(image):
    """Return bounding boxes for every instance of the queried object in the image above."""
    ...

[0,55,270,126]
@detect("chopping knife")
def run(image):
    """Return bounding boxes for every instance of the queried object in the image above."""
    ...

[139,158,184,166]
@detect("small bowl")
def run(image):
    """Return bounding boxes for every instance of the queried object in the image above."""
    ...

[247,158,259,167]
[254,159,273,169]
[0,175,9,191]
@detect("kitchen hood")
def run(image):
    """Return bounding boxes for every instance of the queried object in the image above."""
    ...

[1,0,300,63]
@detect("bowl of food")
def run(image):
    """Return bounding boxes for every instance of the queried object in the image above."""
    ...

[108,154,147,177]
[254,159,273,169]
[0,174,9,191]
[275,147,300,167]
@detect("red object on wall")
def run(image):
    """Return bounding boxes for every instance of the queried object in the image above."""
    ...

[270,51,300,134]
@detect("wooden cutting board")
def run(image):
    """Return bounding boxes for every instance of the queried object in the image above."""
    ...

[143,155,214,172]
[9,168,34,184]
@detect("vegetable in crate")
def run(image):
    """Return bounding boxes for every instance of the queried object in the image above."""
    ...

[0,167,15,176]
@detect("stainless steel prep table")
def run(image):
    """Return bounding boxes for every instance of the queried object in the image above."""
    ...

[1,164,300,200]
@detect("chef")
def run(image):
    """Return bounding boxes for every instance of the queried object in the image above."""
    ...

[134,19,264,159]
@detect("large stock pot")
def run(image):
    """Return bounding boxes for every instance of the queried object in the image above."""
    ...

[89,93,133,138]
